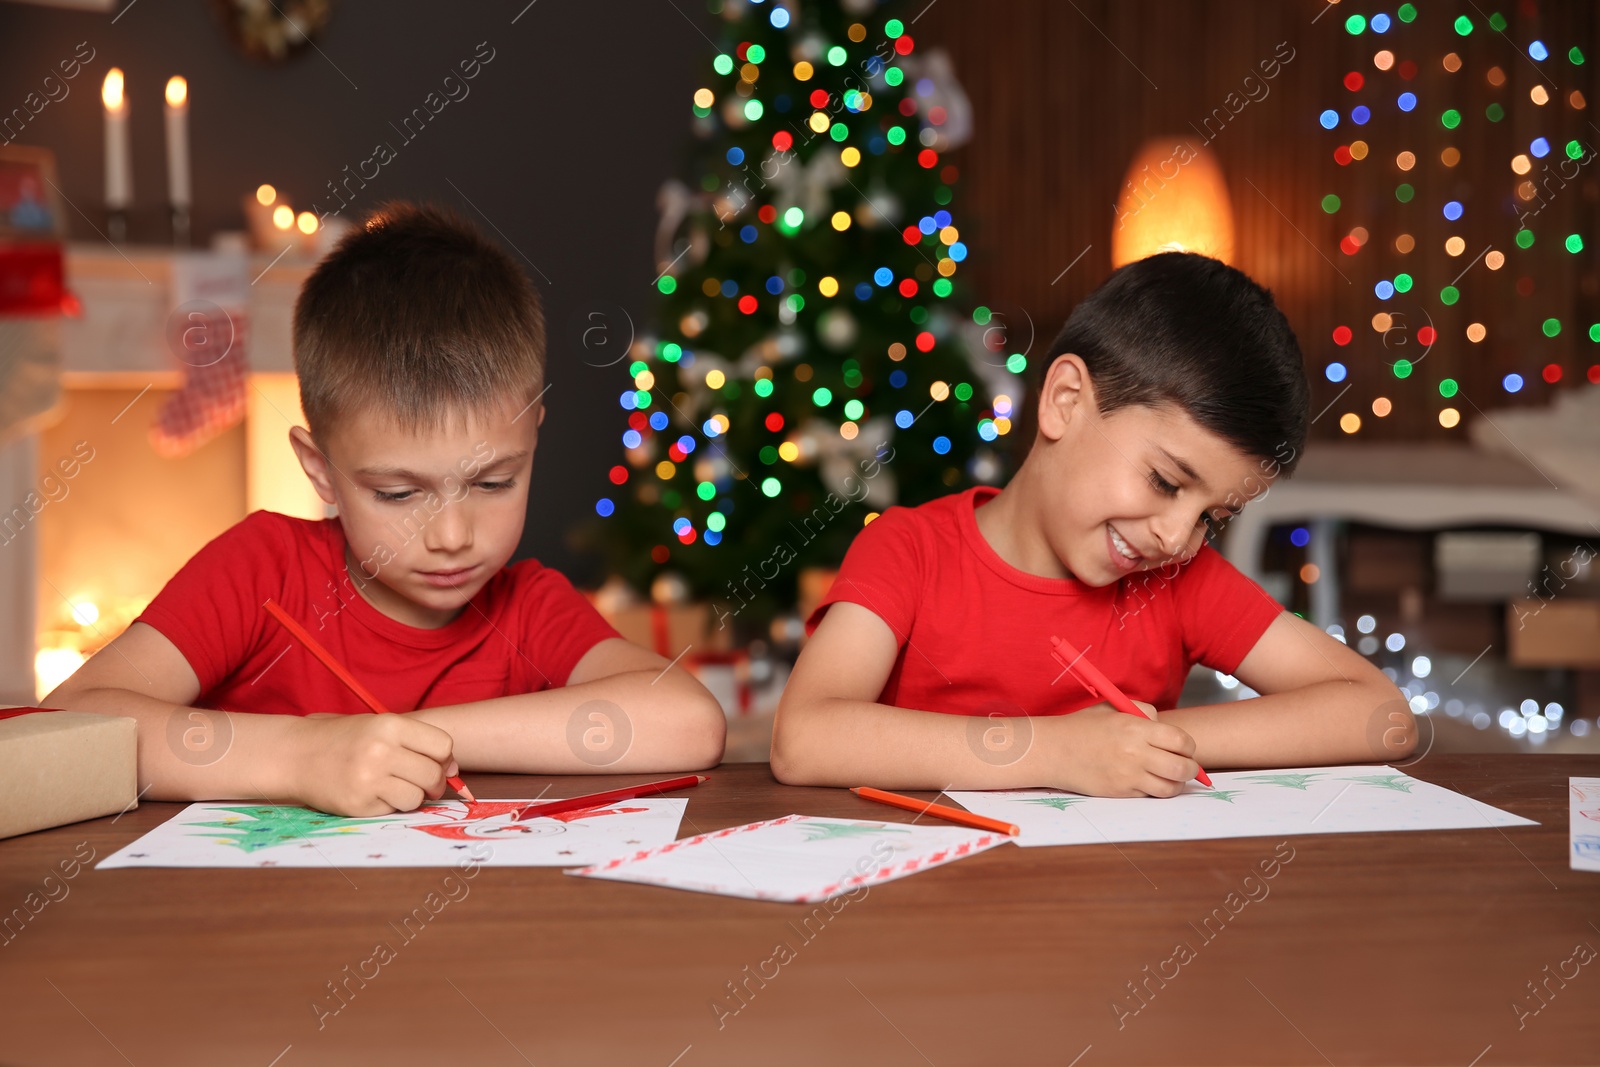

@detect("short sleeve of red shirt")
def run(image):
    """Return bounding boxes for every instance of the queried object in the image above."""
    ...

[805,506,923,641]
[502,564,622,688]
[1171,544,1284,675]
[137,510,287,694]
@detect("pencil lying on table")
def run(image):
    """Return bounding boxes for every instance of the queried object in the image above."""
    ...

[1050,633,1213,787]
[511,774,708,822]
[852,786,1020,836]
[262,598,476,803]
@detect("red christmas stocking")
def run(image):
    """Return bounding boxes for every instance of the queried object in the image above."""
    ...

[149,309,249,458]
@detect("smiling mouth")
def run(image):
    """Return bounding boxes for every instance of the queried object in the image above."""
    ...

[1108,523,1145,564]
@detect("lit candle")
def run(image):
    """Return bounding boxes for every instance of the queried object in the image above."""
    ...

[295,210,320,255]
[164,76,190,208]
[243,183,277,250]
[102,68,131,210]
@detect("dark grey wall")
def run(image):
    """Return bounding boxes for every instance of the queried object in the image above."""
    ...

[0,0,708,583]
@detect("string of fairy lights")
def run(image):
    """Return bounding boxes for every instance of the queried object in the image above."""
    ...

[1318,3,1595,437]
[1308,3,1594,741]
[595,4,1012,565]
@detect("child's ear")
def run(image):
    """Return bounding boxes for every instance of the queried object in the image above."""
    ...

[288,427,339,506]
[1037,353,1093,442]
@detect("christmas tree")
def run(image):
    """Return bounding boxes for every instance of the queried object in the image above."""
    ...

[587,0,1019,636]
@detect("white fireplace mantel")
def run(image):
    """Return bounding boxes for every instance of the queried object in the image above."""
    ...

[61,241,310,379]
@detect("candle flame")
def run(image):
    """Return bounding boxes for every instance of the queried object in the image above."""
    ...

[102,68,125,110]
[272,204,294,230]
[255,183,277,206]
[296,211,318,235]
[165,75,187,108]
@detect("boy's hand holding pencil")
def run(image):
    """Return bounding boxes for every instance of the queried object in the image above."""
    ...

[1050,634,1209,796]
[264,598,473,816]
[1047,705,1202,798]
[279,712,462,818]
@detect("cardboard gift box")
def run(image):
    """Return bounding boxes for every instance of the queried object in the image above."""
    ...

[599,602,733,656]
[0,708,138,840]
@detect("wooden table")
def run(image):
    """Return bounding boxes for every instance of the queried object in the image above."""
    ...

[2,756,1596,1065]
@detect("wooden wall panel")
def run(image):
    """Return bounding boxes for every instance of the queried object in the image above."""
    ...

[923,0,1599,442]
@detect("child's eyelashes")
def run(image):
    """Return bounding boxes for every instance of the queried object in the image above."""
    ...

[1147,470,1180,497]
[1148,470,1226,539]
[370,480,517,504]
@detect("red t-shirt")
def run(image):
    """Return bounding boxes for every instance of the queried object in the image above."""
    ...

[805,486,1283,715]
[136,511,620,714]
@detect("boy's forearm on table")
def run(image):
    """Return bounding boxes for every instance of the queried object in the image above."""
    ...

[1158,679,1415,768]
[47,687,298,803]
[772,696,1067,791]
[411,668,726,774]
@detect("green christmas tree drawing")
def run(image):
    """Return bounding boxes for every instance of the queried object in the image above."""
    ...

[1340,774,1417,793]
[1020,796,1089,811]
[189,806,397,853]
[586,0,1014,633]
[1188,789,1244,803]
[1237,773,1327,791]
[799,820,910,842]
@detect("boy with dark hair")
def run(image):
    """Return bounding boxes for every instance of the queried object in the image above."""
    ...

[50,203,725,816]
[772,252,1411,796]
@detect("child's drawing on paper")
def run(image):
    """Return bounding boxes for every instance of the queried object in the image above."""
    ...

[190,806,398,852]
[408,801,650,841]
[1187,789,1244,803]
[797,820,910,843]
[99,798,689,869]
[1237,773,1325,791]
[949,766,1537,847]
[1021,796,1087,811]
[1340,774,1417,793]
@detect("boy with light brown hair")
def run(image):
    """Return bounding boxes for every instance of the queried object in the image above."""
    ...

[50,203,725,815]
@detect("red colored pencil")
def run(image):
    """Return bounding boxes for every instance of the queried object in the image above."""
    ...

[851,786,1019,836]
[263,598,476,803]
[511,774,707,822]
[1050,634,1214,787]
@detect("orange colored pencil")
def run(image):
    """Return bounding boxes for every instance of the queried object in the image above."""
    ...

[263,598,476,803]
[851,786,1020,836]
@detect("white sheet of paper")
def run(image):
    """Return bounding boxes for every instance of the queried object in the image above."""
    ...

[949,766,1536,847]
[1570,777,1600,872]
[568,814,1008,903]
[96,798,686,869]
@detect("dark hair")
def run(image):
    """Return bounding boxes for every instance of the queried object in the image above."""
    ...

[1040,252,1308,474]
[293,201,545,441]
